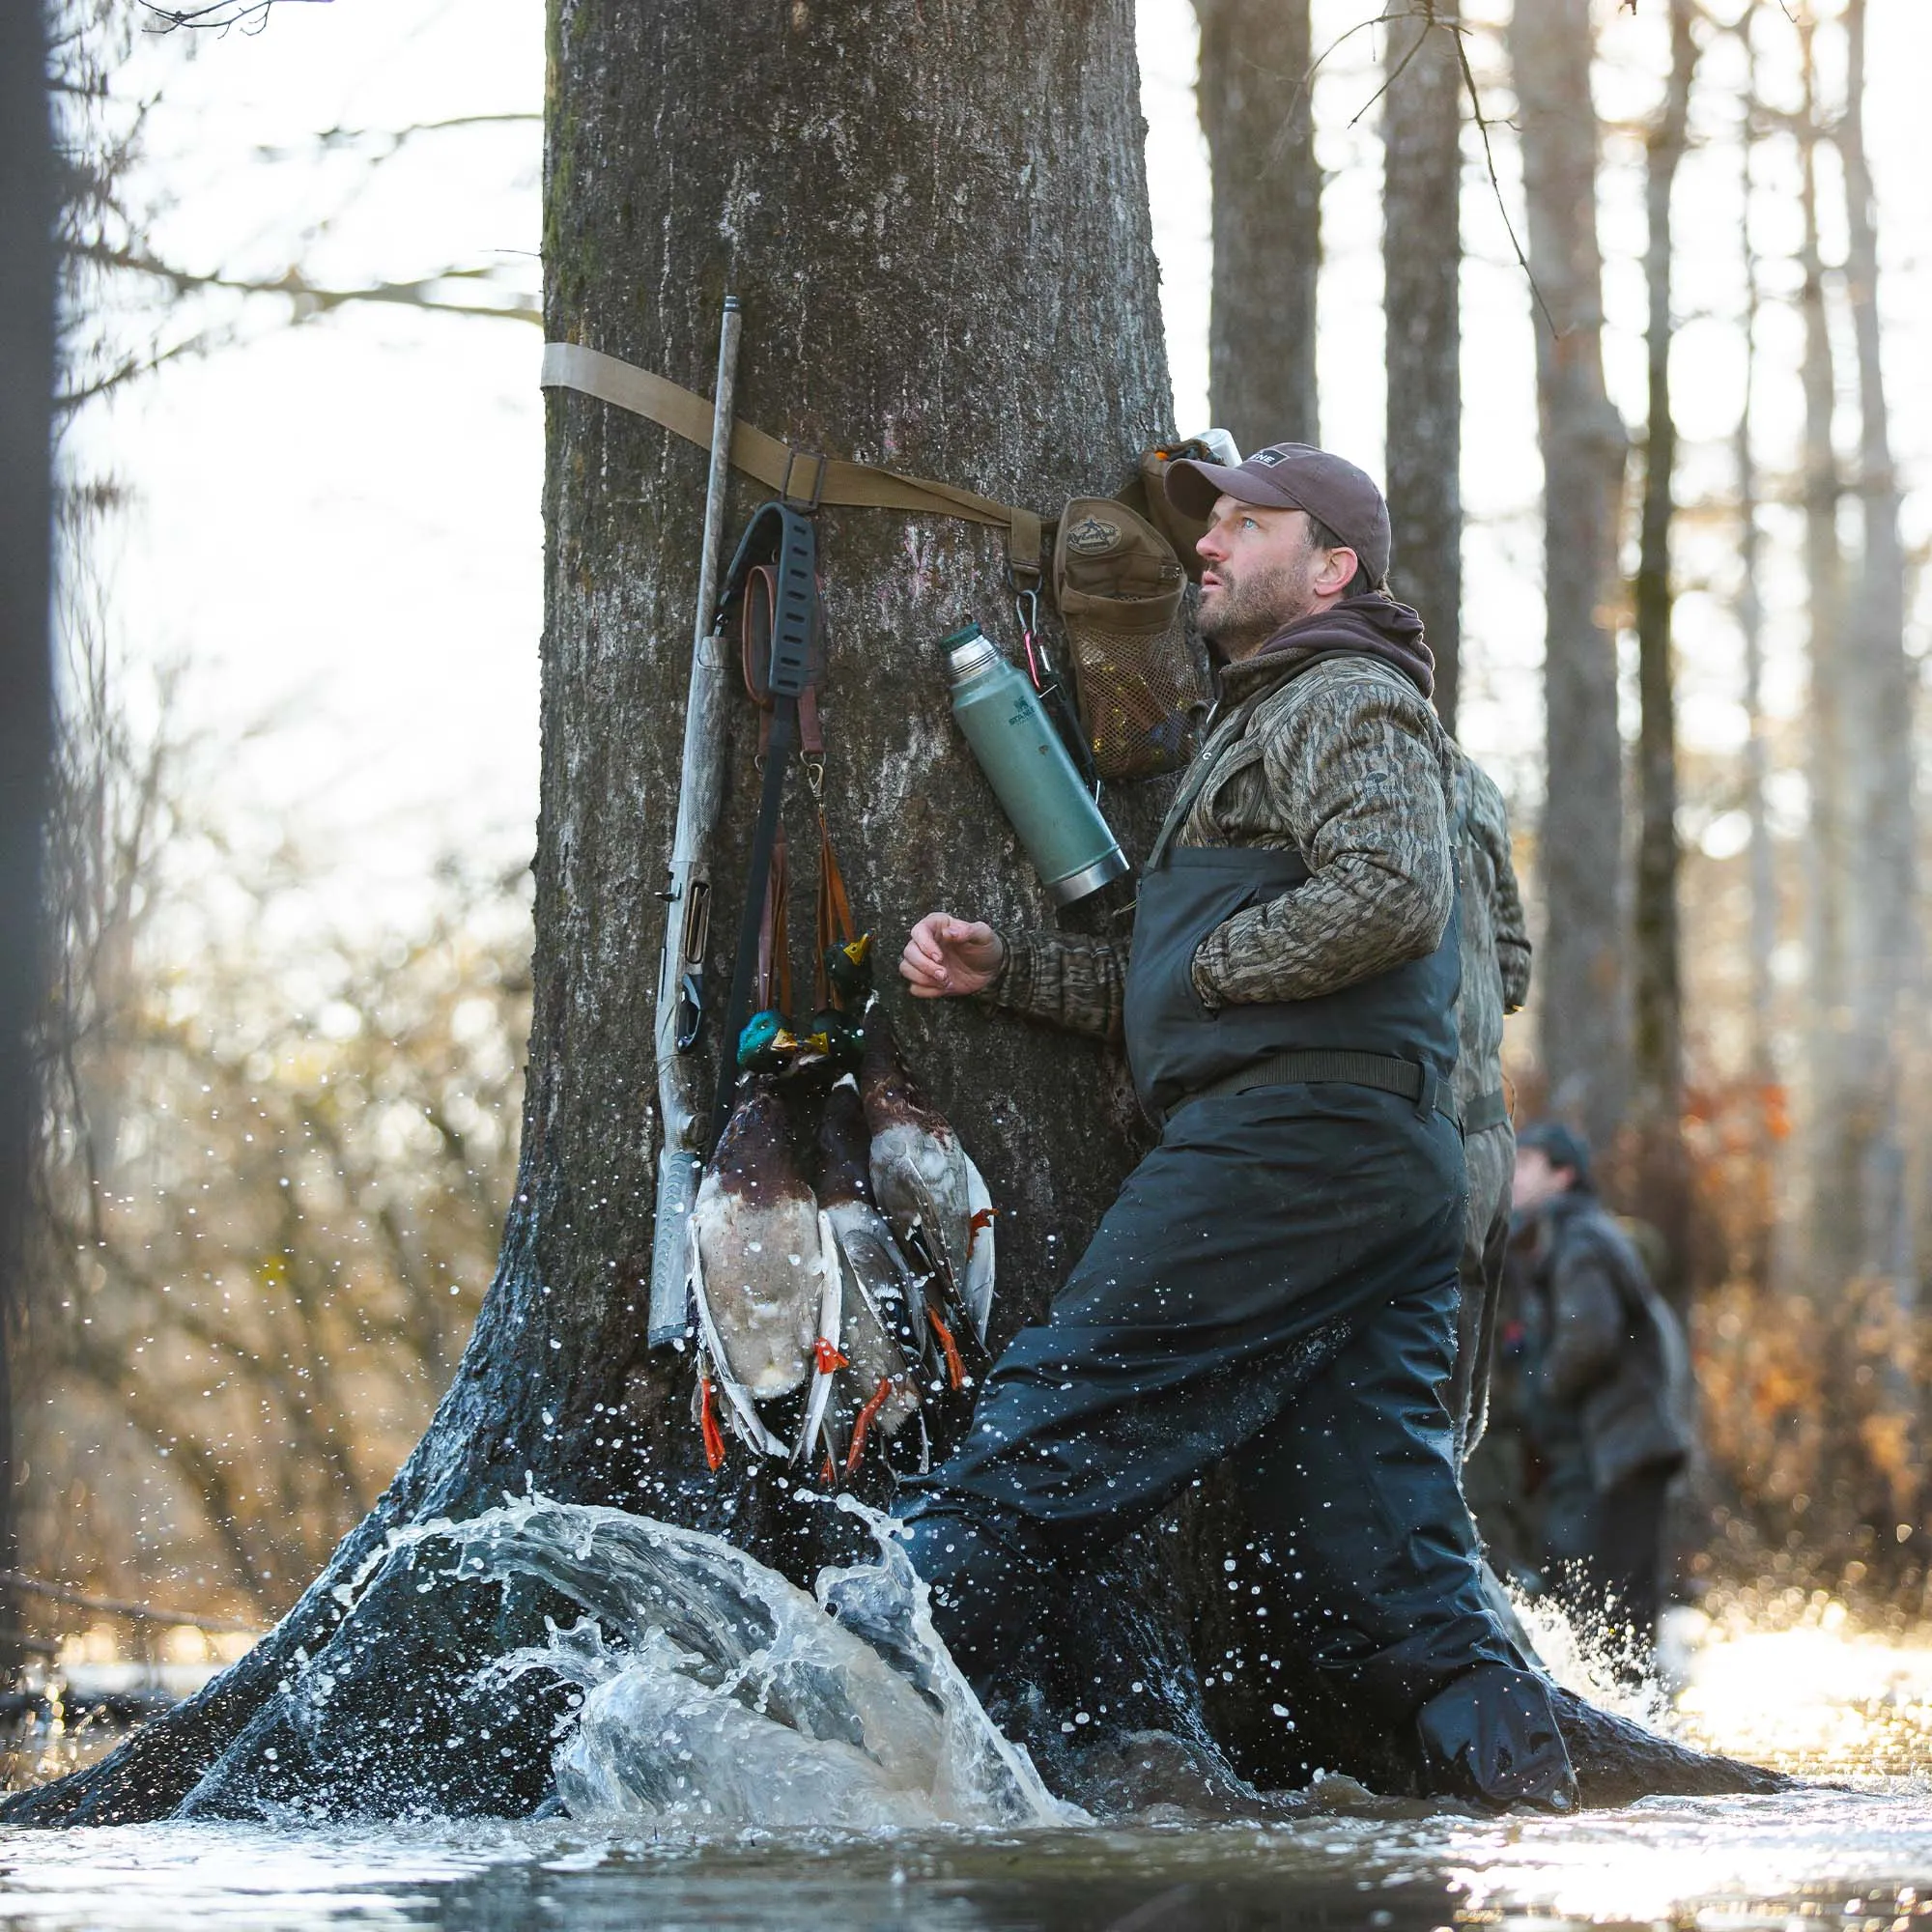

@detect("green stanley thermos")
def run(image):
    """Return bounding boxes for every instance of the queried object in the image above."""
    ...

[942,623,1129,905]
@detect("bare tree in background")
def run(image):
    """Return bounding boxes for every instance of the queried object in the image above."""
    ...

[1509,0,1630,1157]
[1,0,60,1692]
[1796,6,1851,1303]
[1381,4,1463,729]
[1832,0,1918,1531]
[1631,0,1700,1301]
[1732,0,1777,1295]
[1195,0,1320,447]
[20,622,531,1624]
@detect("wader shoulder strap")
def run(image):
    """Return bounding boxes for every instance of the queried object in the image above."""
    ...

[543,341,1043,582]
[1147,649,1373,871]
[1147,689,1274,871]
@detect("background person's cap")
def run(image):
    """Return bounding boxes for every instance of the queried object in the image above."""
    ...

[1517,1119,1595,1189]
[1164,441,1392,582]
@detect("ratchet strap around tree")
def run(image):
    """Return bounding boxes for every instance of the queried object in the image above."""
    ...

[711,502,818,1144]
[541,341,1044,583]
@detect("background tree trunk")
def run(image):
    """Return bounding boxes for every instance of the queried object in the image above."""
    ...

[1509,0,1630,1160]
[1833,0,1918,1538]
[1734,1,1776,1294]
[1194,0,1320,448]
[1798,7,1852,1303]
[3,0,1179,1824]
[0,0,56,1691]
[1381,4,1463,729]
[1631,0,1698,1304]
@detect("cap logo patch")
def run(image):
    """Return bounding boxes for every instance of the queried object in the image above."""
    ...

[1249,447,1292,467]
[1065,514,1122,555]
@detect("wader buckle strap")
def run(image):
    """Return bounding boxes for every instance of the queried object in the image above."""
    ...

[1171,1049,1461,1124]
[1462,1087,1511,1135]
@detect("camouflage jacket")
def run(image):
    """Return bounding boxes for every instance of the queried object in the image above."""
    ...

[980,648,1457,1038]
[1449,746,1531,1113]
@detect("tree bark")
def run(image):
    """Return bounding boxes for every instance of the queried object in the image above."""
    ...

[0,0,56,1691]
[1509,0,1630,1160]
[1630,0,1698,1305]
[1381,4,1463,729]
[1194,0,1320,448]
[3,0,1178,1824]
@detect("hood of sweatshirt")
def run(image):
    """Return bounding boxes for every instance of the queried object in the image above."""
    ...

[1216,592,1435,703]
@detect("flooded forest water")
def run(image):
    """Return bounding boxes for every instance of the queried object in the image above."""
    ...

[6,1498,1932,1932]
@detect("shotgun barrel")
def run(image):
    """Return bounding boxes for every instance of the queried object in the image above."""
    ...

[646,297,743,1346]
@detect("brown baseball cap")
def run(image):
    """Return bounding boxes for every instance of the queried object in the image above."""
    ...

[1164,441,1392,582]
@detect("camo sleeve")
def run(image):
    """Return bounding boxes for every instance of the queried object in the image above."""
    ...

[974,929,1126,1042]
[1464,760,1532,1012]
[1190,664,1454,1008]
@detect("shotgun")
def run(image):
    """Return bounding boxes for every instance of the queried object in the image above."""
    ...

[645,296,743,1346]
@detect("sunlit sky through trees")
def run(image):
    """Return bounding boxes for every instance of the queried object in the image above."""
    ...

[63,0,1932,936]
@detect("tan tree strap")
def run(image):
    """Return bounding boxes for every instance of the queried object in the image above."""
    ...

[541,341,1043,582]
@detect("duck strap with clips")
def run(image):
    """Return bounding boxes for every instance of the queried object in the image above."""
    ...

[712,500,819,1145]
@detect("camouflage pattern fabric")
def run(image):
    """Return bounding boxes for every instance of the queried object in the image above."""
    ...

[1447,744,1532,1462]
[983,653,1455,1037]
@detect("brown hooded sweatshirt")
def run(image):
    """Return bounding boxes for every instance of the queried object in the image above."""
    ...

[980,594,1457,1043]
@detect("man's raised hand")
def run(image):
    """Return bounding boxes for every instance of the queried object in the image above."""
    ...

[900,913,1007,1000]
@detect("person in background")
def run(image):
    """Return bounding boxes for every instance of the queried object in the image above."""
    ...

[1443,745,1530,1469]
[1506,1121,1693,1662]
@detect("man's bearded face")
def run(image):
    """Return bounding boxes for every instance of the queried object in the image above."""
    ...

[1195,503,1331,660]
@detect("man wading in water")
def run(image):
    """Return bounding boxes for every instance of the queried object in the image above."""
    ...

[896,444,1577,1810]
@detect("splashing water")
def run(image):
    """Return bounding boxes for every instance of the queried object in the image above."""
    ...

[388,1492,1071,1832]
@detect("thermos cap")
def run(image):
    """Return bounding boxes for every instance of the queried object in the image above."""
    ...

[940,622,1001,681]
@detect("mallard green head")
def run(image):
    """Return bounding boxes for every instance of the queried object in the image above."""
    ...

[737,1009,799,1073]
[824,932,874,1008]
[804,1008,866,1074]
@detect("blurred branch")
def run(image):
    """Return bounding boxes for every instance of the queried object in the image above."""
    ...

[75,244,541,327]
[255,112,541,163]
[141,0,330,36]
[0,1570,259,1634]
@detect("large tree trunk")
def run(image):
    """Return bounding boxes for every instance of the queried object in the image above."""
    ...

[1381,4,1463,729]
[1194,0,1319,447]
[1630,0,1698,1304]
[1510,0,1630,1159]
[0,0,56,1690]
[3,0,1177,1825]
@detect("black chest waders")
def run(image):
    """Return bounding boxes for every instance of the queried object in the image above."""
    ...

[900,658,1577,1810]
